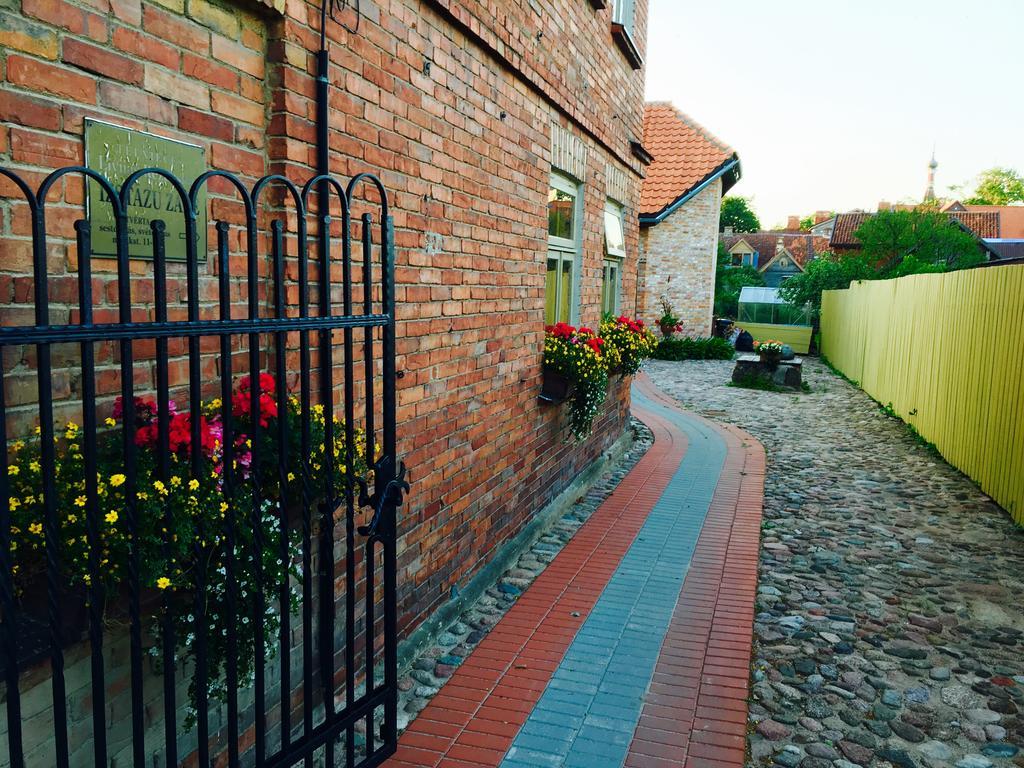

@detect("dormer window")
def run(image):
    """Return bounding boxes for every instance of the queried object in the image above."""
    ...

[731,251,755,267]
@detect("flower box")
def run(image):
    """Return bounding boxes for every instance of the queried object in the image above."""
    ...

[538,367,574,404]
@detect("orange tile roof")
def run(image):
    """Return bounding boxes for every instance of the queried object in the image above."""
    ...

[640,103,738,218]
[831,211,1000,248]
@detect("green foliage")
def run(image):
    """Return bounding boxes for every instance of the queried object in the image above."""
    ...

[777,252,875,319]
[780,210,984,319]
[728,373,784,392]
[964,167,1024,205]
[799,215,815,231]
[720,196,761,233]
[854,209,983,274]
[714,243,764,318]
[653,336,734,362]
[4,378,369,723]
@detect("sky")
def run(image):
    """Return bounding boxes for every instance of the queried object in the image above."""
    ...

[644,0,1024,228]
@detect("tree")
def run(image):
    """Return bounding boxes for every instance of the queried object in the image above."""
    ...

[714,242,764,318]
[964,167,1024,205]
[720,196,761,233]
[853,209,983,274]
[778,210,985,320]
[777,252,875,319]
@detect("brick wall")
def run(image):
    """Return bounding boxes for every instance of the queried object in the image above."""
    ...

[638,179,722,337]
[0,0,648,761]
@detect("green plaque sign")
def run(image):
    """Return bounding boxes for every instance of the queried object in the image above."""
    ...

[85,119,207,261]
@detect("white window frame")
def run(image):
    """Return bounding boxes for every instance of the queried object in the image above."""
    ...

[602,199,626,316]
[546,172,582,325]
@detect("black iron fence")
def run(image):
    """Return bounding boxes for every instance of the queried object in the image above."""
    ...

[0,164,405,767]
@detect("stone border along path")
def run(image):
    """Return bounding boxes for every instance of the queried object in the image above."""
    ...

[381,375,765,768]
[645,358,1024,768]
[380,418,655,742]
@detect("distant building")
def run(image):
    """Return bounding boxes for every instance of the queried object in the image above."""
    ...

[637,103,740,335]
[942,201,1024,238]
[722,232,830,288]
[830,210,1000,252]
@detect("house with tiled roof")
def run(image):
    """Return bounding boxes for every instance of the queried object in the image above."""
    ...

[638,103,740,336]
[830,210,1000,251]
[722,232,831,287]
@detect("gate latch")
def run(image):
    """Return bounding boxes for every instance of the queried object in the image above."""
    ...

[357,459,409,541]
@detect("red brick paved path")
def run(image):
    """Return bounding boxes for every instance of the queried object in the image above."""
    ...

[383,376,765,767]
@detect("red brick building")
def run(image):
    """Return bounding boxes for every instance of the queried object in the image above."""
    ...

[0,0,650,762]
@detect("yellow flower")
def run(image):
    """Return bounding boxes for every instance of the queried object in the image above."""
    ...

[104,417,116,428]
[82,573,91,585]
[188,479,199,491]
[137,491,148,500]
[7,465,18,477]
[220,502,229,514]
[9,498,20,511]
[67,514,77,524]
[110,474,126,488]
[74,496,87,507]
[287,472,296,482]
[12,441,24,451]
[170,476,181,487]
[34,426,41,435]
[156,577,171,590]
[153,480,167,496]
[28,523,42,536]
[29,460,40,472]
[105,511,118,524]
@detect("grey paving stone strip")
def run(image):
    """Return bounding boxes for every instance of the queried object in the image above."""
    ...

[500,388,727,768]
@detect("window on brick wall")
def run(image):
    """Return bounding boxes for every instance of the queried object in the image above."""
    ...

[611,0,642,69]
[546,173,581,325]
[602,200,625,316]
[613,0,636,35]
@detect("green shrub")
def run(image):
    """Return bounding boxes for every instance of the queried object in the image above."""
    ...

[653,336,734,361]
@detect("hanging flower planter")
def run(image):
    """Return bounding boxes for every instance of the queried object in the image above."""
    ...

[539,367,574,404]
[599,315,658,376]
[541,323,609,440]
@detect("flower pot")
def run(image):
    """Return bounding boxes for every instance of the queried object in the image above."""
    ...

[759,350,781,370]
[659,323,675,338]
[538,368,574,404]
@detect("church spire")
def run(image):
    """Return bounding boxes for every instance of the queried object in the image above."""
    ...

[924,149,938,202]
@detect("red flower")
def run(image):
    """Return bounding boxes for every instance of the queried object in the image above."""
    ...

[113,396,159,425]
[237,373,277,394]
[548,322,576,340]
[134,412,217,457]
[232,391,278,428]
[586,337,604,356]
[232,373,280,428]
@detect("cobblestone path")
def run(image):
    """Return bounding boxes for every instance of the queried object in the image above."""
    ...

[646,358,1024,768]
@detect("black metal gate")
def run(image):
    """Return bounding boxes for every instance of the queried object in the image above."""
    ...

[0,164,405,767]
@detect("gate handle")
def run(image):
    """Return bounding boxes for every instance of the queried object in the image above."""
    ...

[357,460,409,540]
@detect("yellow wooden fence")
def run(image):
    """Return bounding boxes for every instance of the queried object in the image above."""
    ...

[821,265,1024,525]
